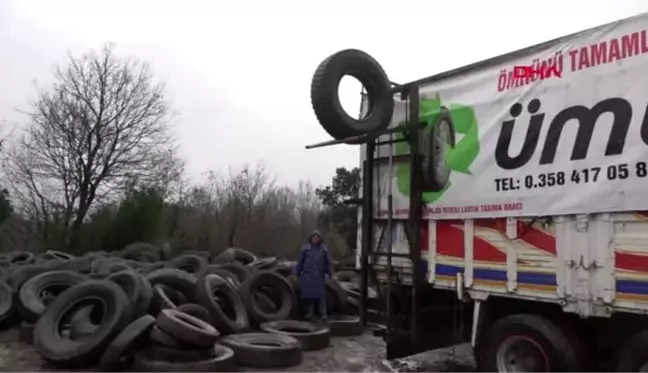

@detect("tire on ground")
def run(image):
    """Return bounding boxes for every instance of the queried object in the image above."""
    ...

[195,274,249,334]
[219,332,302,368]
[272,261,295,277]
[325,279,349,314]
[69,307,99,340]
[177,303,211,323]
[33,279,133,367]
[8,251,35,265]
[256,292,278,313]
[334,270,358,283]
[169,254,209,278]
[327,315,363,336]
[310,49,394,140]
[204,266,240,288]
[0,281,15,326]
[149,325,182,348]
[475,314,583,372]
[99,314,156,371]
[238,270,295,324]
[133,344,235,372]
[150,284,187,315]
[338,281,360,299]
[156,308,220,348]
[216,262,252,283]
[260,320,330,351]
[147,268,198,303]
[250,257,278,270]
[141,344,216,363]
[11,264,51,293]
[107,269,152,318]
[19,270,87,323]
[212,248,256,265]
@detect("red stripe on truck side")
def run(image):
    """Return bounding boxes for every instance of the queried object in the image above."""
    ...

[436,220,507,263]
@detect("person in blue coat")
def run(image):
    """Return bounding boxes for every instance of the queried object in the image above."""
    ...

[291,230,333,322]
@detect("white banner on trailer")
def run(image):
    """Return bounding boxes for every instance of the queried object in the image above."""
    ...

[362,13,648,219]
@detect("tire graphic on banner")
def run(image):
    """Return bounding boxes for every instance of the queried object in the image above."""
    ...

[396,97,480,204]
[421,106,456,192]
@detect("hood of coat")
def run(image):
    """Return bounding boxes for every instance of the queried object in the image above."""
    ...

[308,230,324,244]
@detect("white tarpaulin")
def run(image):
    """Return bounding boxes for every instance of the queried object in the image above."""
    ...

[363,13,648,219]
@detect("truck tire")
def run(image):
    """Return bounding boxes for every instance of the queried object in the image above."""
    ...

[169,254,208,278]
[327,315,363,336]
[421,106,455,192]
[19,270,87,323]
[260,320,330,351]
[311,49,394,140]
[475,314,583,372]
[146,268,198,303]
[216,262,252,283]
[213,248,256,265]
[99,315,156,371]
[614,329,648,371]
[325,279,348,314]
[141,344,216,363]
[34,280,133,367]
[195,274,249,334]
[150,325,182,347]
[0,281,14,324]
[219,332,302,368]
[134,344,235,372]
[156,309,220,348]
[239,270,295,324]
[107,269,151,319]
[204,267,240,288]
[150,284,187,315]
[176,303,211,323]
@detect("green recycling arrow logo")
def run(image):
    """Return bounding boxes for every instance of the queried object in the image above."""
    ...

[395,97,480,203]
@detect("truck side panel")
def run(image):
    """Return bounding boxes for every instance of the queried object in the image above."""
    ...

[369,213,648,317]
[359,12,648,318]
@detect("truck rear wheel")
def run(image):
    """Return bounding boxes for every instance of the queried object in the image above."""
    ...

[614,330,648,371]
[475,314,582,372]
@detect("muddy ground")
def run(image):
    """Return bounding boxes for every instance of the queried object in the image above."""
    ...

[0,328,475,372]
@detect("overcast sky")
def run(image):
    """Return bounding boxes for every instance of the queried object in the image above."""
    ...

[1,0,646,187]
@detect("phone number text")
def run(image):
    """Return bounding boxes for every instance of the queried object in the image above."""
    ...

[494,162,648,192]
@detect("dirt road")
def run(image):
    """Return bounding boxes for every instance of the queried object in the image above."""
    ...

[0,328,475,372]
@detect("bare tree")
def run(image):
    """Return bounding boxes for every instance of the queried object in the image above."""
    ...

[222,164,273,247]
[5,43,176,250]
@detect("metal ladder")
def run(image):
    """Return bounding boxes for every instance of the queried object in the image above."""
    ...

[306,84,426,358]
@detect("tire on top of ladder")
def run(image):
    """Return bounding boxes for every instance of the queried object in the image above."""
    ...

[310,49,394,141]
[420,106,455,192]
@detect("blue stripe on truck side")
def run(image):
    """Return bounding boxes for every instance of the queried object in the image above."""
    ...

[434,263,557,286]
[617,280,648,295]
[433,263,648,297]
[394,260,648,298]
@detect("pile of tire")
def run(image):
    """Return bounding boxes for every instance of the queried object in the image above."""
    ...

[0,244,363,371]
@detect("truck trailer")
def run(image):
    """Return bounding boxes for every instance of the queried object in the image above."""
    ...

[308,11,648,372]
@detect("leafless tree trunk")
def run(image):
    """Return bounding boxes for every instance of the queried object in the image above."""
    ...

[222,164,273,247]
[4,43,176,250]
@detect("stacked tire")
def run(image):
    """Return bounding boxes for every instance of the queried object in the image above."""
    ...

[0,244,362,370]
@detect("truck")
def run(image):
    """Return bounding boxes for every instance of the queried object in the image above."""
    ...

[308,11,648,373]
